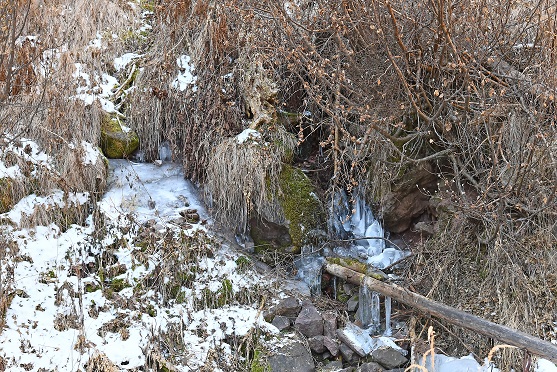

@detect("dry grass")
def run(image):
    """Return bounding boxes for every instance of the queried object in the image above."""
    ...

[205,127,295,233]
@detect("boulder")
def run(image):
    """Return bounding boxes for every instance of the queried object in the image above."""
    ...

[322,360,343,371]
[380,163,437,233]
[357,362,385,372]
[370,348,408,370]
[272,315,290,331]
[100,116,139,159]
[322,311,337,338]
[323,336,339,357]
[308,335,326,353]
[250,216,293,253]
[295,303,323,338]
[275,296,301,318]
[339,343,357,363]
[267,338,315,372]
[277,165,325,251]
[347,295,359,312]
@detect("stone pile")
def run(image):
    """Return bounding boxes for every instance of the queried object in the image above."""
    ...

[263,296,409,372]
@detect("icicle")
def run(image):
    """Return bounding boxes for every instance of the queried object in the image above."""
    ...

[333,276,337,300]
[384,296,392,336]
[357,283,373,328]
[371,291,381,334]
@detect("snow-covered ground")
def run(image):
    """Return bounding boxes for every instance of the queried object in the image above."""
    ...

[0,158,278,371]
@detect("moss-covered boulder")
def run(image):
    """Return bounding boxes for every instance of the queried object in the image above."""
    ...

[277,165,324,252]
[100,115,139,159]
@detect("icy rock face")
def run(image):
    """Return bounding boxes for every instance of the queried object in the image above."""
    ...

[329,191,387,265]
[295,254,325,296]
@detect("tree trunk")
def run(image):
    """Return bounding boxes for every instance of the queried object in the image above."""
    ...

[324,262,557,363]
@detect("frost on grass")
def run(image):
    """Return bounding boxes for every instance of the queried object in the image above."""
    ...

[0,160,277,371]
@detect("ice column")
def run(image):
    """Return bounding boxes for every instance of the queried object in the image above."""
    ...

[384,296,392,336]
[357,285,382,334]
[295,255,325,296]
[357,283,372,328]
[371,291,381,334]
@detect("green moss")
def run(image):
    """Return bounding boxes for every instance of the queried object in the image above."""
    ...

[85,283,100,293]
[109,278,130,292]
[235,256,252,272]
[250,349,270,372]
[278,165,324,251]
[146,304,157,317]
[100,114,139,159]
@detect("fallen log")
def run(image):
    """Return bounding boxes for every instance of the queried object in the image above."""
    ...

[324,262,557,363]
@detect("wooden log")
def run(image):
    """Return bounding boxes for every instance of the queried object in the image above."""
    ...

[324,262,557,363]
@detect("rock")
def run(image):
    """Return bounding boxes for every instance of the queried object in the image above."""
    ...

[347,295,359,312]
[336,323,375,357]
[370,348,408,370]
[308,335,326,353]
[100,115,139,159]
[339,343,357,363]
[323,336,339,357]
[357,362,385,372]
[322,360,343,371]
[267,339,315,372]
[295,304,323,338]
[179,209,200,223]
[275,296,301,318]
[250,216,293,253]
[381,163,437,233]
[322,312,337,338]
[339,368,356,372]
[277,165,325,251]
[272,315,290,331]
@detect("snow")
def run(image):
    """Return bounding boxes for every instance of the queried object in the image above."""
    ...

[538,359,557,372]
[236,128,262,144]
[0,159,277,371]
[171,55,197,92]
[81,140,101,165]
[424,354,498,372]
[114,53,142,71]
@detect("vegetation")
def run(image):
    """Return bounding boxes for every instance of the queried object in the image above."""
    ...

[1,0,556,370]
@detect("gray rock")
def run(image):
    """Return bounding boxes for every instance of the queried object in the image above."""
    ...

[384,369,405,372]
[339,343,356,363]
[322,311,337,338]
[347,295,359,312]
[370,348,408,370]
[308,335,326,353]
[272,315,290,331]
[276,296,302,317]
[357,362,385,372]
[322,360,343,371]
[295,304,323,338]
[268,340,315,372]
[323,336,339,357]
[339,368,356,372]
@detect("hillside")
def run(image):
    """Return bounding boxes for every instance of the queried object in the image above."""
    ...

[1,0,556,371]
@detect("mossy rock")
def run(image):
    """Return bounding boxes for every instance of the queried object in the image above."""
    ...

[277,165,324,252]
[250,216,293,254]
[100,115,139,159]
